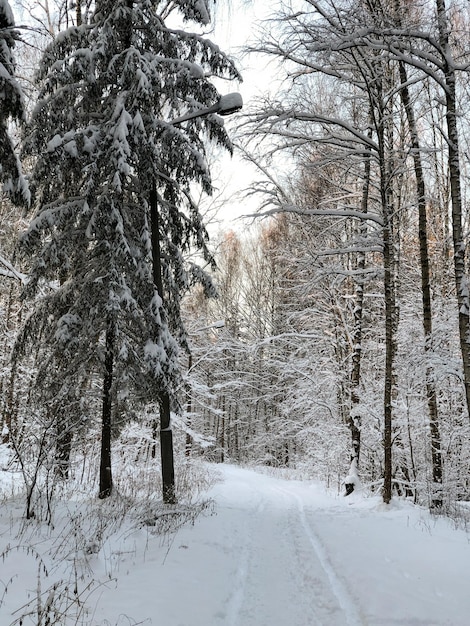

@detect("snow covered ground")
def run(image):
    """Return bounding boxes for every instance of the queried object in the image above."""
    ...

[1,462,470,625]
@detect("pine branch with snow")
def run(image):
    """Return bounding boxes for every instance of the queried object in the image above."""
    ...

[0,0,29,205]
[16,0,241,486]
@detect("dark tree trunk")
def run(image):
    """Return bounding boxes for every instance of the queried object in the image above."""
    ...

[397,56,442,508]
[160,392,176,504]
[185,352,193,457]
[99,318,115,499]
[436,0,470,420]
[219,394,225,463]
[150,181,176,504]
[378,82,397,506]
[382,206,395,505]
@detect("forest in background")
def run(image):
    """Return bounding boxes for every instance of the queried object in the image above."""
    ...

[2,0,470,521]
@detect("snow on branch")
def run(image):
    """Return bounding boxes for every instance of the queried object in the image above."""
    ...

[245,204,384,227]
[316,244,383,256]
[0,253,26,282]
[242,106,379,154]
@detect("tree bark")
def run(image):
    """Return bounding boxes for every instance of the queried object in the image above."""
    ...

[436,0,470,420]
[219,394,226,463]
[345,129,372,494]
[397,57,443,508]
[150,181,176,504]
[159,392,175,504]
[382,199,395,505]
[99,317,115,499]
[185,352,193,457]
[377,73,397,506]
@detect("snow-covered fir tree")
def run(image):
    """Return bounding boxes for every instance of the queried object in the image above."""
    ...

[0,0,28,204]
[16,0,240,497]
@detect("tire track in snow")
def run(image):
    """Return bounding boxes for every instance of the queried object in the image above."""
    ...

[223,481,267,626]
[275,486,365,626]
[279,490,325,625]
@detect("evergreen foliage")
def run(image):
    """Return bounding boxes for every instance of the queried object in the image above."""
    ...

[0,0,29,205]
[16,0,240,456]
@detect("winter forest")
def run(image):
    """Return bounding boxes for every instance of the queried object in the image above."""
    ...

[2,0,470,622]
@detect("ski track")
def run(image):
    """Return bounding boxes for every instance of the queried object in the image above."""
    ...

[213,468,365,626]
[225,516,250,626]
[275,485,364,626]
[224,493,262,626]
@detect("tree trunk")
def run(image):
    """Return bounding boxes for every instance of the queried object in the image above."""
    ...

[382,201,395,505]
[99,318,115,499]
[76,0,82,26]
[378,77,397,505]
[185,352,193,457]
[345,128,372,494]
[219,394,225,463]
[159,392,175,504]
[150,181,176,504]
[397,57,443,508]
[436,0,470,420]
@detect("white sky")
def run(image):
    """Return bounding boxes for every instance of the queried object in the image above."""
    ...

[203,0,285,235]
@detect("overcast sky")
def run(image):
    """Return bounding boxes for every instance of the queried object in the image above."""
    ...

[205,1,286,233]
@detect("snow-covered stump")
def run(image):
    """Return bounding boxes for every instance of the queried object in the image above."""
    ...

[344,458,360,496]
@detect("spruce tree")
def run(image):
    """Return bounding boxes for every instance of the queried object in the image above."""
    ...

[0,0,28,205]
[17,0,240,499]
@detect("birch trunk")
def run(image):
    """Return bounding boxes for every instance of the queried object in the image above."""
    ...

[345,134,372,495]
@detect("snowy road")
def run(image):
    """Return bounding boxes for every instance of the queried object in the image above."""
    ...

[92,464,470,626]
[203,467,364,626]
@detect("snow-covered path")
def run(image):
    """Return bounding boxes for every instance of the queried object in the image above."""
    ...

[91,464,470,626]
[201,467,364,626]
